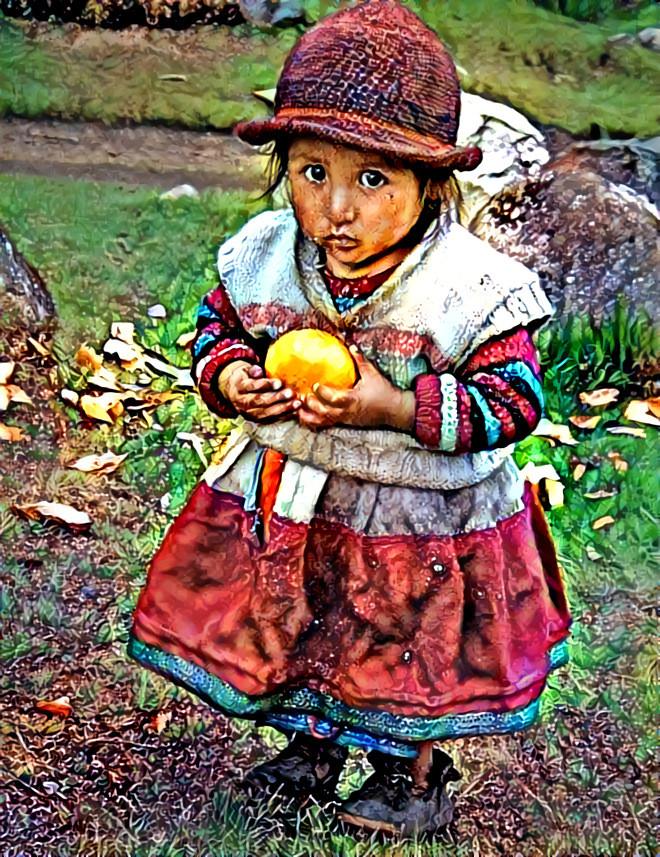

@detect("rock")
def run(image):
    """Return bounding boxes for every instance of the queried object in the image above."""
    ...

[470,163,659,323]
[159,184,199,201]
[547,137,660,208]
[237,0,305,26]
[147,303,167,319]
[607,33,637,47]
[456,93,550,222]
[0,223,55,324]
[638,27,660,52]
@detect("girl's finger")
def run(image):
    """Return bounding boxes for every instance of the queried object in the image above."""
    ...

[238,376,285,394]
[251,399,302,421]
[302,393,341,418]
[312,383,352,407]
[241,388,296,410]
[248,364,265,378]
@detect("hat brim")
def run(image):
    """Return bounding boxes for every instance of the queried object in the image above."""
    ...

[234,108,482,172]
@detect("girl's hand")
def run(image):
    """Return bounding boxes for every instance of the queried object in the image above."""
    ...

[217,361,302,423]
[297,346,415,431]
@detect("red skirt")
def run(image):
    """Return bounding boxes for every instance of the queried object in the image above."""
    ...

[130,478,571,754]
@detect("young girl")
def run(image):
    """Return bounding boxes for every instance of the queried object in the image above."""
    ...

[129,0,571,838]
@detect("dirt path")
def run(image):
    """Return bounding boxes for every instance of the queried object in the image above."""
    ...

[0,115,264,192]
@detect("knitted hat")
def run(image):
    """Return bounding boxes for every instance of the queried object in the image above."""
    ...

[235,0,481,172]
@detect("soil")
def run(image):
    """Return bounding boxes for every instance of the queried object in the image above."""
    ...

[0,115,265,192]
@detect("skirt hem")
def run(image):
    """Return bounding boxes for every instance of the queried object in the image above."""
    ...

[127,634,570,756]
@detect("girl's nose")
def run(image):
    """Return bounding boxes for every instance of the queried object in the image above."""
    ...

[328,185,356,224]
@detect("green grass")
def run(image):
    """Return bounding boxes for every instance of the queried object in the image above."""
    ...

[1,0,660,137]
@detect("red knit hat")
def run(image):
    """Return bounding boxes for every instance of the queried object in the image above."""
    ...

[235,0,481,172]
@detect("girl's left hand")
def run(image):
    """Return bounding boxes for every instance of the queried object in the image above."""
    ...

[297,346,415,431]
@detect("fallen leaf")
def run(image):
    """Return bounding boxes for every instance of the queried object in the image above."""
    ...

[75,343,103,372]
[0,387,9,411]
[5,384,33,406]
[647,397,660,420]
[623,400,660,427]
[545,479,564,507]
[67,450,128,474]
[35,696,73,719]
[87,367,123,392]
[80,393,125,423]
[149,710,172,733]
[584,489,617,499]
[607,426,647,438]
[176,330,196,348]
[586,547,602,561]
[0,424,24,441]
[593,515,615,530]
[0,361,15,385]
[519,463,564,507]
[579,388,619,407]
[60,389,79,405]
[569,415,601,430]
[14,502,92,531]
[533,418,578,446]
[573,463,587,481]
[606,451,628,472]
[177,431,208,468]
[110,322,136,344]
[103,338,146,370]
[27,336,50,357]
[147,304,166,319]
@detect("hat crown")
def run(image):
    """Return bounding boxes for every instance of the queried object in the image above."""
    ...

[275,0,460,145]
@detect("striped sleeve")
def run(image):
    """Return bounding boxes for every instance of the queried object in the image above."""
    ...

[191,279,260,418]
[411,329,544,454]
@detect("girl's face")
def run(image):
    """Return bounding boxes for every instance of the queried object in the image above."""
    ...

[287,137,425,279]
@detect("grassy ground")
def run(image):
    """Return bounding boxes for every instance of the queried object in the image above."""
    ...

[1,0,660,137]
[0,172,658,856]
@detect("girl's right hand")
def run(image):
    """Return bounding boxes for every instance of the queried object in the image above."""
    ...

[217,361,302,423]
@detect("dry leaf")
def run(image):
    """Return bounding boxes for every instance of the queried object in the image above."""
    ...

[176,330,196,348]
[87,367,123,392]
[0,387,9,412]
[177,431,208,468]
[579,388,619,407]
[607,426,647,438]
[35,696,73,719]
[149,710,172,733]
[545,479,565,508]
[61,389,79,405]
[75,343,103,372]
[0,424,24,442]
[67,450,127,474]
[593,515,615,530]
[586,547,602,561]
[14,502,92,531]
[606,451,628,472]
[80,393,125,423]
[569,415,601,430]
[103,338,146,369]
[519,463,564,507]
[573,463,587,481]
[584,489,617,499]
[5,384,33,406]
[144,355,193,387]
[110,322,136,344]
[27,336,50,357]
[533,418,578,446]
[0,361,16,384]
[623,400,660,427]
[647,397,660,420]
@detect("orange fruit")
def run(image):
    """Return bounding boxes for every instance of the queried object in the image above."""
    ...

[265,329,357,395]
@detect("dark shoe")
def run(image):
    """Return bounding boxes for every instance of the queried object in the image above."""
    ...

[240,731,348,803]
[338,747,460,838]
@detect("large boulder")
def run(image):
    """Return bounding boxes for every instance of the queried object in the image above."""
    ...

[469,161,659,323]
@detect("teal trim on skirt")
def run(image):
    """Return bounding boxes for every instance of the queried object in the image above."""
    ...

[127,635,570,758]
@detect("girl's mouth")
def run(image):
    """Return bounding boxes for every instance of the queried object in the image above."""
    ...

[325,235,359,248]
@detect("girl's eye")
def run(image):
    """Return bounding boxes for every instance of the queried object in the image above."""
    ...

[359,170,387,189]
[303,164,326,183]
